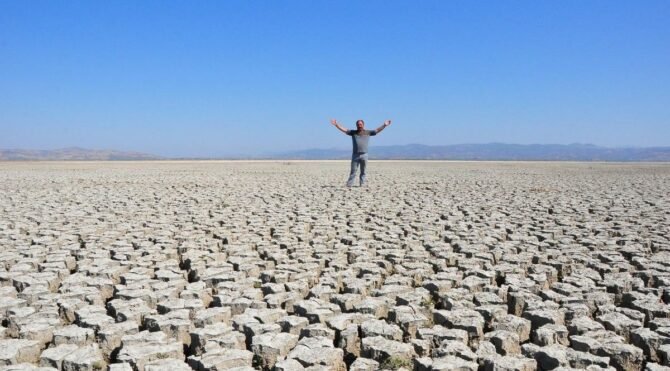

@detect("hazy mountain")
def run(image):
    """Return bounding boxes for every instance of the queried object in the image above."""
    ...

[274,143,670,161]
[0,147,161,161]
[3,144,669,161]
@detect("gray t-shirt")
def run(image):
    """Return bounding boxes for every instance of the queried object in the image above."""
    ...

[347,129,377,154]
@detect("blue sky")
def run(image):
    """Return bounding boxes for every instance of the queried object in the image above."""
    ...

[1,1,668,157]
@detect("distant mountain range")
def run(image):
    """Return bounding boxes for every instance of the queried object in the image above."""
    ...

[2,144,670,161]
[274,143,670,161]
[0,147,161,161]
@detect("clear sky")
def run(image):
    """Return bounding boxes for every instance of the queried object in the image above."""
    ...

[1,1,669,157]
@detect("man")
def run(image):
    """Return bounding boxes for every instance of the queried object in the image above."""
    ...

[329,119,392,187]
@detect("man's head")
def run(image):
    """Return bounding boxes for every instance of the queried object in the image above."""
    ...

[356,120,365,130]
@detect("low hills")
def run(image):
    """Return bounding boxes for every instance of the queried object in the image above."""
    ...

[275,143,670,161]
[2,144,669,161]
[0,147,161,161]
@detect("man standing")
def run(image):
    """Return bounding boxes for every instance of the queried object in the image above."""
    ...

[330,119,392,187]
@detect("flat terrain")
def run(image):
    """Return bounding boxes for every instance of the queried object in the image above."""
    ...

[1,161,669,371]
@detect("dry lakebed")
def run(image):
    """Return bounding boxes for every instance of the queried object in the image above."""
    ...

[0,161,669,371]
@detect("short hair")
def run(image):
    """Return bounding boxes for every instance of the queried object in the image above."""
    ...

[356,120,365,125]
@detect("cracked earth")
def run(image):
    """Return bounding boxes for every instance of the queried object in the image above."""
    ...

[1,161,669,371]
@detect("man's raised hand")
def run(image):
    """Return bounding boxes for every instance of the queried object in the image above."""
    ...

[330,119,348,134]
[375,120,392,134]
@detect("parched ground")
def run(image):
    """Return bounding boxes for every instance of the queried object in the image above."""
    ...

[0,161,669,371]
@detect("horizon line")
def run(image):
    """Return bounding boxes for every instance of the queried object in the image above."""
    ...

[3,141,670,157]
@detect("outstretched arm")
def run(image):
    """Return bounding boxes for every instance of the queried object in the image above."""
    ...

[330,119,349,134]
[375,120,392,134]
